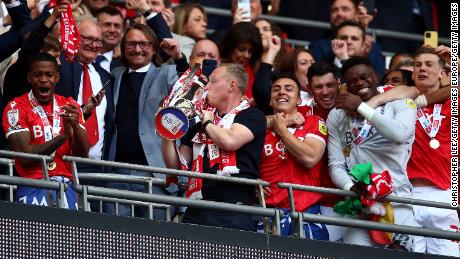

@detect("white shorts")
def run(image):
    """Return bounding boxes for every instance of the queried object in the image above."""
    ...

[412,186,460,257]
[320,205,344,242]
[343,203,416,250]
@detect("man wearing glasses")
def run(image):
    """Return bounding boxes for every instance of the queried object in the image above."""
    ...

[103,24,185,219]
[56,19,113,199]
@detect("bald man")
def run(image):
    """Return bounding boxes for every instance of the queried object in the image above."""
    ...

[189,39,220,66]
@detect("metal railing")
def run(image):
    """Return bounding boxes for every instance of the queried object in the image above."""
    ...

[278,182,460,240]
[1,150,459,242]
[0,157,14,202]
[202,6,450,45]
[278,183,458,211]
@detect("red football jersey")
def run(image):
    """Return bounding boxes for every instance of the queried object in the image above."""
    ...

[408,100,451,189]
[299,103,340,206]
[2,93,84,180]
[260,115,328,211]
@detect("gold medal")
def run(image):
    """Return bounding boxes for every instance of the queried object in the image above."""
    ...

[48,161,57,170]
[429,139,440,149]
[343,144,352,157]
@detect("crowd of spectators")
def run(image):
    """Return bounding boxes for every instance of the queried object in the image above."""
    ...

[0,0,457,256]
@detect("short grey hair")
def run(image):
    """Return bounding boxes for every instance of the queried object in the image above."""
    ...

[220,63,248,95]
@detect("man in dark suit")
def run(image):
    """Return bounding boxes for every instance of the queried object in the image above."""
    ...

[95,6,123,72]
[56,19,113,191]
[103,24,181,218]
[0,0,31,62]
[1,0,31,150]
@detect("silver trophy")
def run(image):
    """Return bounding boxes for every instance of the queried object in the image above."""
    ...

[156,64,205,139]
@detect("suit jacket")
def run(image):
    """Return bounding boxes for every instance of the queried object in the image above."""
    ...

[309,38,386,80]
[0,2,31,62]
[56,55,112,100]
[56,56,114,158]
[104,63,178,179]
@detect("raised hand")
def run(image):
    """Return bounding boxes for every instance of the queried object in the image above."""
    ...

[435,45,452,66]
[160,38,182,60]
[163,8,175,29]
[233,8,250,24]
[357,3,377,28]
[82,89,105,117]
[262,35,281,64]
[331,39,348,61]
[126,0,150,13]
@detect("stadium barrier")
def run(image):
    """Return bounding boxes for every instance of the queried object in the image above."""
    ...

[278,182,460,240]
[1,150,459,243]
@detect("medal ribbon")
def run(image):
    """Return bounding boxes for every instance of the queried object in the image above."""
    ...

[28,91,61,158]
[416,104,442,139]
[352,107,383,145]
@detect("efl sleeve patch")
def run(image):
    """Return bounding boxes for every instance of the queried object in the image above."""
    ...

[319,120,328,136]
[406,99,416,109]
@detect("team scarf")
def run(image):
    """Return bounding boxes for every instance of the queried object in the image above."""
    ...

[28,91,61,158]
[181,100,250,199]
[49,0,80,62]
[416,104,442,138]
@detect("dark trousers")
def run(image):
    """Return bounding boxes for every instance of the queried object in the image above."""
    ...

[182,206,256,232]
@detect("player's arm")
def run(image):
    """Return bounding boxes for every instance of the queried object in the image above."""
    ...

[366,85,420,108]
[201,109,256,152]
[357,99,417,143]
[7,131,68,166]
[367,85,452,109]
[326,109,354,191]
[162,139,192,170]
[423,84,453,106]
[272,113,325,169]
[204,123,254,152]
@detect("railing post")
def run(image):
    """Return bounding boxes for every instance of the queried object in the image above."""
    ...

[257,184,270,234]
[148,179,154,220]
[82,185,90,211]
[57,182,66,209]
[273,209,281,236]
[8,159,14,202]
[294,212,305,238]
[165,205,171,222]
[71,161,80,186]
[41,157,49,180]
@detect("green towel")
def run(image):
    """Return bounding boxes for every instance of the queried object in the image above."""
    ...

[333,198,363,216]
[349,162,373,184]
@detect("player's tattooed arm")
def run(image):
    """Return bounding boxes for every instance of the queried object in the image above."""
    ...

[7,131,68,166]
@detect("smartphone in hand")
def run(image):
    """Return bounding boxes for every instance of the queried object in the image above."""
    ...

[424,31,438,48]
[202,59,218,79]
[238,0,251,22]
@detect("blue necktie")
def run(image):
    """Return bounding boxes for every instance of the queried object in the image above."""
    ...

[95,55,106,67]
